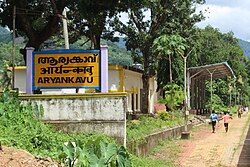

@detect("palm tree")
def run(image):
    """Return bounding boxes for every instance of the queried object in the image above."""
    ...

[153,34,186,83]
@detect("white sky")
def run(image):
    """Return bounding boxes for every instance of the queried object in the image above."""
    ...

[118,1,249,41]
[197,0,250,41]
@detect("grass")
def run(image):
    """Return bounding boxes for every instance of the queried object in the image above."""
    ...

[131,139,181,167]
[127,111,184,142]
[0,90,119,160]
[126,111,185,167]
[0,90,193,166]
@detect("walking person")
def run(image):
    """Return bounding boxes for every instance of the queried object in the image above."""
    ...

[221,112,233,132]
[237,106,242,118]
[210,110,218,133]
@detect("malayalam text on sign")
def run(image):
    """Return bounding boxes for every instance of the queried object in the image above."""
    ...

[33,51,100,89]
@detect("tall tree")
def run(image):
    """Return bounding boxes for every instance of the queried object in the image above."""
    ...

[66,0,127,49]
[153,34,187,85]
[112,0,204,113]
[0,0,67,63]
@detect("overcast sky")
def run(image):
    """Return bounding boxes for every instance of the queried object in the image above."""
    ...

[197,0,250,41]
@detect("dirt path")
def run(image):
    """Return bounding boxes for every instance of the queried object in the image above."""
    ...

[0,146,60,167]
[176,112,250,167]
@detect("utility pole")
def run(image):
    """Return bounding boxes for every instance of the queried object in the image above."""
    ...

[234,83,237,105]
[180,49,192,139]
[183,56,188,131]
[181,49,192,132]
[11,5,16,90]
[62,8,69,49]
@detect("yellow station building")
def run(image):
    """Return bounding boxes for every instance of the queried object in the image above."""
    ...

[11,65,158,113]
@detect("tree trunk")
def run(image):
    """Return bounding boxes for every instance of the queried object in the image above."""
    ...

[20,39,42,65]
[141,74,150,114]
[21,35,52,65]
[141,50,150,114]
[93,35,101,49]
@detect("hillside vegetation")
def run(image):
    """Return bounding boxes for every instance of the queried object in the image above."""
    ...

[0,27,11,43]
[239,39,250,58]
[0,28,133,69]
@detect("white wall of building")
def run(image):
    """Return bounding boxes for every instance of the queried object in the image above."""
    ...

[124,69,142,113]
[14,67,26,93]
[108,70,120,91]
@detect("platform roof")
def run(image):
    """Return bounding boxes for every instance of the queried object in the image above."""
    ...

[188,62,235,79]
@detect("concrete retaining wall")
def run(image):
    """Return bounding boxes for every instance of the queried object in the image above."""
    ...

[19,93,127,143]
[127,124,193,156]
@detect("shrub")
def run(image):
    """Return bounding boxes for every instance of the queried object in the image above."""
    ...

[0,89,131,166]
[158,83,185,111]
[158,111,172,121]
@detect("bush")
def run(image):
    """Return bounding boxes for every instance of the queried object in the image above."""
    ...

[158,83,185,111]
[158,111,172,121]
[0,89,131,166]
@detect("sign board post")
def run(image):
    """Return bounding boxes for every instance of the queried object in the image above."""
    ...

[100,45,108,93]
[26,47,35,94]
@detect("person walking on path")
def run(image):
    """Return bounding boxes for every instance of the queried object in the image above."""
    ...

[221,112,233,132]
[237,106,242,118]
[210,110,218,133]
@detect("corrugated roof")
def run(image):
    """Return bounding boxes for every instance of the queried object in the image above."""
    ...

[188,62,235,79]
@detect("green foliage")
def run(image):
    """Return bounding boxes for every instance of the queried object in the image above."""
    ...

[158,112,172,121]
[127,113,184,142]
[205,94,227,113]
[153,34,187,84]
[158,83,185,111]
[0,90,131,167]
[130,139,180,167]
[106,41,133,66]
[0,42,25,69]
[0,61,12,89]
[50,36,133,67]
[67,0,127,49]
[153,35,187,57]
[60,139,131,167]
[0,1,67,52]
[230,106,238,114]
[113,0,204,112]
[130,154,173,167]
[192,26,250,107]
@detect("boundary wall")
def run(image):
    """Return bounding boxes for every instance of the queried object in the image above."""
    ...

[19,93,127,144]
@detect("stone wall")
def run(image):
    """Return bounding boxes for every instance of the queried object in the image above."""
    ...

[127,124,193,156]
[19,93,127,143]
